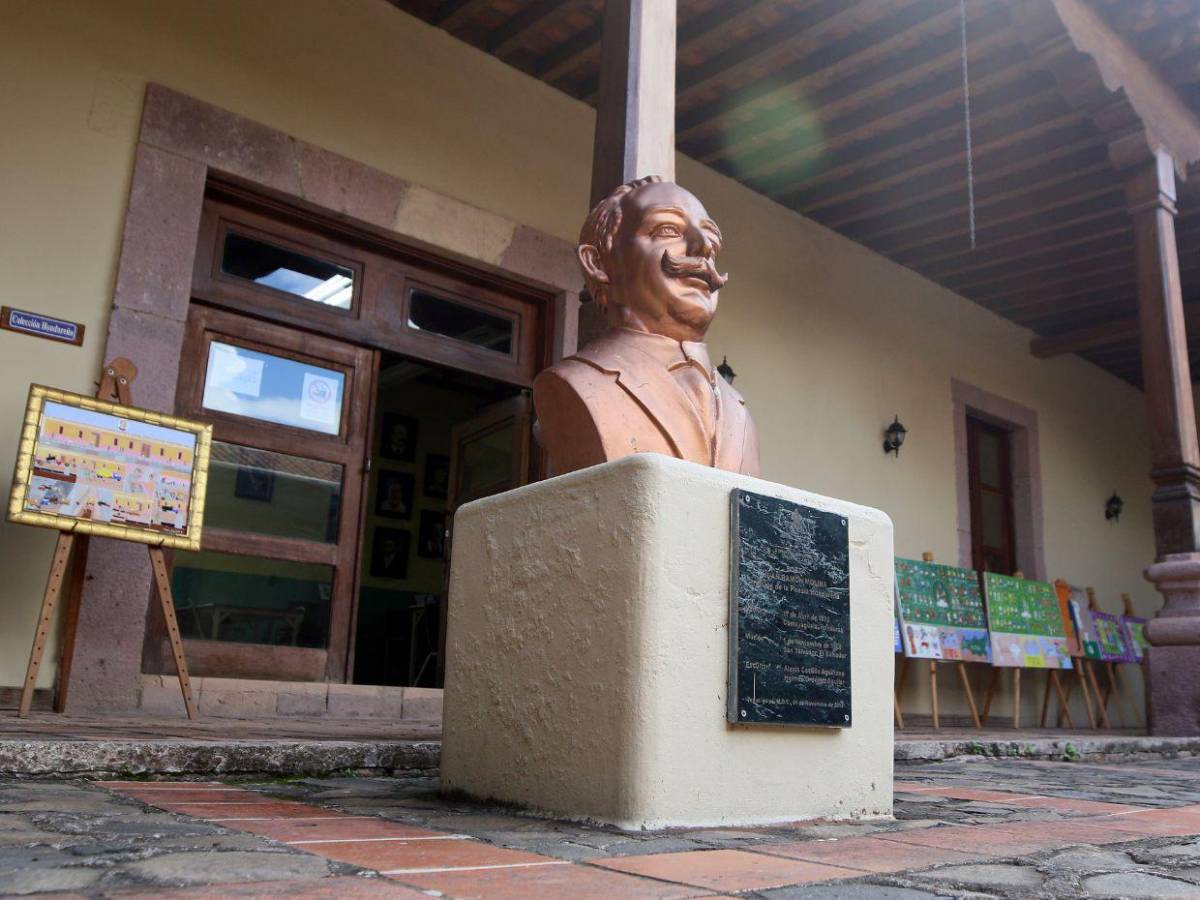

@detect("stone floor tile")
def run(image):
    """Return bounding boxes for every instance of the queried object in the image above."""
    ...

[0,867,101,895]
[94,781,230,788]
[1081,871,1200,897]
[877,824,1057,856]
[592,848,860,892]
[395,859,711,898]
[1004,795,1148,815]
[229,816,449,843]
[1037,846,1139,873]
[754,835,982,873]
[122,849,333,886]
[909,861,1044,890]
[762,885,948,899]
[298,836,556,872]
[907,786,1037,803]
[164,801,348,820]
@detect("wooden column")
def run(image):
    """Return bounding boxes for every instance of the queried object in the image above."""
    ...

[1125,148,1200,557]
[580,0,677,347]
[589,0,677,207]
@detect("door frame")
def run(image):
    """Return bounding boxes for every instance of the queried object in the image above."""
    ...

[72,84,580,714]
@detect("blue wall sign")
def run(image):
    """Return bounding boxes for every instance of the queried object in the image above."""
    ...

[1,307,85,346]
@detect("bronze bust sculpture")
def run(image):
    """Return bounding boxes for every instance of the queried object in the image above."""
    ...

[533,176,761,476]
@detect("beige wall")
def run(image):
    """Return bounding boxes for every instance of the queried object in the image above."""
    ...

[0,0,1158,721]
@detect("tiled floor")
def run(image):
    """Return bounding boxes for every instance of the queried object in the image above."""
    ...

[70,757,1200,898]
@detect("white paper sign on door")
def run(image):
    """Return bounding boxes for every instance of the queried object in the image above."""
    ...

[300,372,340,428]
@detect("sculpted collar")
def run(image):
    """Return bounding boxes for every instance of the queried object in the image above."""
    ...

[613,327,716,383]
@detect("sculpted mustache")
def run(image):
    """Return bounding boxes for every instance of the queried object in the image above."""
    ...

[661,251,728,291]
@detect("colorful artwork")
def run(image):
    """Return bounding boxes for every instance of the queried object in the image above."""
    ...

[982,573,1073,669]
[8,386,212,550]
[1122,616,1150,662]
[1052,581,1082,656]
[1092,609,1137,663]
[894,558,991,662]
[1069,596,1104,660]
[894,617,903,654]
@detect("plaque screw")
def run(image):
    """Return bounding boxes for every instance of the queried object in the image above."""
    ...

[740,710,747,718]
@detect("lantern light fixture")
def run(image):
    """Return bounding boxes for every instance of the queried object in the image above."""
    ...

[1105,491,1124,523]
[883,415,907,457]
[717,356,737,384]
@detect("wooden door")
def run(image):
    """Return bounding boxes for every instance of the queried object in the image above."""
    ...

[164,305,376,682]
[967,416,1018,575]
[435,394,533,683]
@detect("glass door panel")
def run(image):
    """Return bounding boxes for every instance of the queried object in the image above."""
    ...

[166,305,375,682]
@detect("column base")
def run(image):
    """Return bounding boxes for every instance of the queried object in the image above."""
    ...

[1146,646,1200,736]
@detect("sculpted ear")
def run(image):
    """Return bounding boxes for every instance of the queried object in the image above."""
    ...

[578,244,609,286]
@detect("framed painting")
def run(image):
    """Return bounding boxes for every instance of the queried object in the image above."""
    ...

[7,385,212,550]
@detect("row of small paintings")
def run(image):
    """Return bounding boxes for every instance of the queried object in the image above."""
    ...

[893,558,1149,669]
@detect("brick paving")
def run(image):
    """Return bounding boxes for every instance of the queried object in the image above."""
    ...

[4,756,1200,896]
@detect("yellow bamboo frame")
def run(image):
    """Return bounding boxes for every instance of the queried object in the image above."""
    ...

[7,385,212,551]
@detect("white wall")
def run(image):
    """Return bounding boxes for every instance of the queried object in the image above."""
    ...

[0,0,1158,722]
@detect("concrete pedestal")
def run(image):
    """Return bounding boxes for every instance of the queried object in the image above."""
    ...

[440,454,895,829]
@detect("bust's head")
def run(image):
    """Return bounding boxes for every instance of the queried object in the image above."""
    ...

[579,177,728,343]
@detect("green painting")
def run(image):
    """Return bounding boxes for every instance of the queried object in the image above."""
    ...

[983,572,1072,669]
[895,558,990,662]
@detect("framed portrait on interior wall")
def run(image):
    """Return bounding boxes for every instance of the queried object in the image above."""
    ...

[234,465,274,502]
[379,413,418,462]
[370,527,410,580]
[375,471,414,520]
[423,453,450,499]
[418,509,446,559]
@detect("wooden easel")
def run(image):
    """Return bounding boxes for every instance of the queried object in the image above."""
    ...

[981,569,1027,729]
[1039,578,1092,730]
[17,359,197,720]
[1083,587,1123,730]
[911,552,982,730]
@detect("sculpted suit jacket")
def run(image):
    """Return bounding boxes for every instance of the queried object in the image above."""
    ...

[532,329,761,477]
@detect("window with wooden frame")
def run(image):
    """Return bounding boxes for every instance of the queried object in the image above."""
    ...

[192,182,551,389]
[967,416,1018,575]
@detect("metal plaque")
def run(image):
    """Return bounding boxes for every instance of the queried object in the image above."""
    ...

[728,489,851,727]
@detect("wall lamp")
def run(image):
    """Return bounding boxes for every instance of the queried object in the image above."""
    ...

[717,356,737,384]
[1105,492,1123,523]
[883,415,908,457]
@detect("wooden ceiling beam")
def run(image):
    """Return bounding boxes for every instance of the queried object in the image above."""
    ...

[488,0,585,59]
[434,0,492,31]
[669,0,874,108]
[924,220,1132,285]
[897,194,1124,272]
[677,2,1002,155]
[537,21,602,86]
[730,45,1039,186]
[1030,315,1144,358]
[777,92,1076,216]
[866,171,1119,257]
[814,124,1103,231]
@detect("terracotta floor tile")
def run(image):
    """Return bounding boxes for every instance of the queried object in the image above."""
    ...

[93,780,229,788]
[755,835,983,872]
[113,788,255,804]
[892,781,939,792]
[879,824,1058,856]
[991,820,1147,846]
[302,837,555,872]
[1005,796,1147,816]
[108,876,428,897]
[164,801,347,820]
[592,848,859,892]
[394,861,710,898]
[1087,808,1200,837]
[229,817,449,843]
